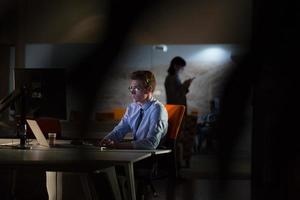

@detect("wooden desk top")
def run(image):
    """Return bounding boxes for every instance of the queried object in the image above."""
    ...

[0,139,151,171]
[0,148,151,163]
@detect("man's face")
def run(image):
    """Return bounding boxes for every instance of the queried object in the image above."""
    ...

[128,80,150,104]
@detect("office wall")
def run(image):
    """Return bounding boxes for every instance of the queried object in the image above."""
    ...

[21,43,243,115]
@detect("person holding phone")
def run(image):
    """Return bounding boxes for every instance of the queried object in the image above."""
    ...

[164,56,194,110]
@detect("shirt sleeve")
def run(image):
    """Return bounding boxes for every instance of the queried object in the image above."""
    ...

[104,108,131,142]
[132,105,168,149]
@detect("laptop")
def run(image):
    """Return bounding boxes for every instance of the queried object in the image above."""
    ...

[26,119,50,147]
[26,119,97,149]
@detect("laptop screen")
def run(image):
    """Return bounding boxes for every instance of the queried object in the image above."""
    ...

[26,119,50,147]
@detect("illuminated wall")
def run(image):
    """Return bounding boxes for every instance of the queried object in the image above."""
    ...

[97,44,243,115]
[19,43,243,116]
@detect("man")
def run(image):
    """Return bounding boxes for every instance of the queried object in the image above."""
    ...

[100,70,168,150]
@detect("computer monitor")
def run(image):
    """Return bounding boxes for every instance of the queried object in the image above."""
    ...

[14,68,67,119]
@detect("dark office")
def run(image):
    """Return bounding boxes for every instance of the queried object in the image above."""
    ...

[0,0,299,200]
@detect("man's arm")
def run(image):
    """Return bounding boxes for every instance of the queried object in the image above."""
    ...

[100,108,131,144]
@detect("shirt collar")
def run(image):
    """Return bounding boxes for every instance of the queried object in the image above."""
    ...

[137,96,155,111]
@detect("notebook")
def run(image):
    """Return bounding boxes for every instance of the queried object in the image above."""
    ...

[26,119,50,147]
[26,119,99,149]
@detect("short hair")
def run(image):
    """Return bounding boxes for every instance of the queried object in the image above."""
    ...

[167,56,186,75]
[130,70,156,92]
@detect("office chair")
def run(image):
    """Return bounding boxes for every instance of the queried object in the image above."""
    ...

[137,104,186,199]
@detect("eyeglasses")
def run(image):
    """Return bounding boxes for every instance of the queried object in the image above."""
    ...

[128,86,144,92]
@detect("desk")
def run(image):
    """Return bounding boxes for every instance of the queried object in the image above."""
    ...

[102,148,172,155]
[0,139,151,200]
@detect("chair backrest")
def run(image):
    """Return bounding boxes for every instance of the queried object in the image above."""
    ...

[113,107,126,120]
[154,104,185,178]
[162,104,185,148]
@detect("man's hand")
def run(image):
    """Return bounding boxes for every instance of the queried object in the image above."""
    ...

[99,139,135,149]
[99,138,115,147]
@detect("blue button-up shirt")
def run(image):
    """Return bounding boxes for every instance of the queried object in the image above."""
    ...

[104,97,168,149]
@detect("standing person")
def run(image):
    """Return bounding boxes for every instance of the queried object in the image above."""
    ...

[164,56,195,168]
[100,70,168,150]
[164,56,194,109]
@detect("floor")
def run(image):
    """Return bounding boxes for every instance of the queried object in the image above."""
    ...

[142,151,251,200]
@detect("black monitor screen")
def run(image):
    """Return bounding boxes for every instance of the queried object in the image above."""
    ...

[14,68,67,119]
